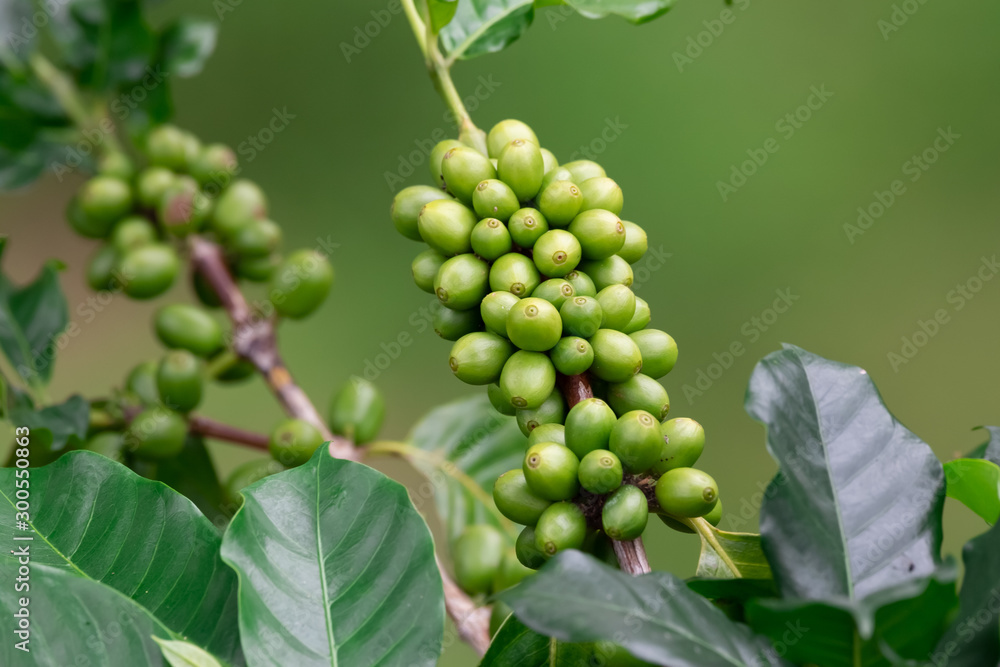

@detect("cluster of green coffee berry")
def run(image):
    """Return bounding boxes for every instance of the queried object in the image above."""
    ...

[391,119,721,577]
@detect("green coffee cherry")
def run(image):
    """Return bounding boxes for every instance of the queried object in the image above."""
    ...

[189,143,238,186]
[564,398,616,459]
[429,139,465,188]
[493,549,534,594]
[619,221,648,264]
[128,407,187,460]
[418,199,477,256]
[82,431,126,463]
[487,119,539,159]
[434,306,483,340]
[232,219,282,257]
[211,355,256,383]
[508,208,548,248]
[211,180,268,238]
[499,351,555,409]
[516,390,565,436]
[76,176,133,236]
[563,270,597,297]
[524,440,580,501]
[490,253,540,297]
[539,166,573,192]
[602,485,648,541]
[538,181,583,228]
[191,271,223,308]
[540,148,558,174]
[329,377,385,444]
[498,139,544,201]
[657,514,694,534]
[609,410,663,473]
[472,179,520,221]
[86,245,120,291]
[442,146,496,204]
[110,217,157,254]
[269,418,324,467]
[270,250,334,319]
[223,458,284,510]
[516,525,548,569]
[158,177,211,236]
[481,290,519,336]
[527,423,565,448]
[136,167,177,209]
[435,254,489,310]
[578,449,623,495]
[488,383,517,416]
[579,177,624,215]
[156,350,204,412]
[471,218,513,260]
[532,279,575,310]
[623,297,651,334]
[120,244,179,299]
[608,374,670,421]
[126,361,160,405]
[560,296,603,338]
[506,297,562,351]
[154,304,223,358]
[392,186,449,241]
[705,497,723,526]
[655,468,719,518]
[412,249,447,294]
[568,210,625,260]
[236,254,279,282]
[589,329,642,382]
[579,255,634,291]
[551,336,594,376]
[452,525,505,595]
[562,160,606,184]
[535,502,587,557]
[533,229,582,277]
[652,418,705,474]
[629,329,678,379]
[449,332,514,385]
[146,124,193,170]
[596,285,636,331]
[97,151,134,180]
[494,469,552,525]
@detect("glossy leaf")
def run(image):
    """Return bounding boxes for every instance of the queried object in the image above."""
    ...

[220,449,444,667]
[746,564,959,667]
[405,394,524,543]
[694,523,773,580]
[746,345,945,600]
[0,237,68,385]
[439,0,535,60]
[564,0,674,24]
[160,18,218,78]
[154,638,224,667]
[0,451,241,662]
[481,615,595,666]
[944,458,1000,524]
[6,393,89,464]
[500,550,791,667]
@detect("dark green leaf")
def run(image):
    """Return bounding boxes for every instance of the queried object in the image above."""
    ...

[6,393,89,463]
[967,425,1000,466]
[694,524,773,580]
[406,394,524,543]
[0,238,69,385]
[147,434,227,529]
[944,458,1000,524]
[934,520,1000,666]
[0,451,241,662]
[746,345,945,600]
[220,448,444,666]
[481,615,596,666]
[160,18,218,78]
[439,0,535,60]
[687,577,778,603]
[746,564,959,667]
[154,638,224,667]
[563,0,674,24]
[500,550,791,667]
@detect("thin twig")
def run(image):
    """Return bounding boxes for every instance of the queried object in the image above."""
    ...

[438,556,493,656]
[118,405,270,451]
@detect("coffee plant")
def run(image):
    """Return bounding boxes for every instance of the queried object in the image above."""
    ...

[1,1,997,666]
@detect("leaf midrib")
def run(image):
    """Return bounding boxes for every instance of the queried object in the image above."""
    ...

[315,454,339,667]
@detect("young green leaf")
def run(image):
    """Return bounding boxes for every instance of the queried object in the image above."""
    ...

[439,0,535,61]
[154,638,225,667]
[480,615,597,666]
[563,0,675,24]
[428,0,460,31]
[691,521,773,580]
[220,448,444,667]
[499,550,792,666]
[944,458,1000,524]
[746,345,945,600]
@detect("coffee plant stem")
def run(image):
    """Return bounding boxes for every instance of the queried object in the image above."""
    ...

[114,405,271,451]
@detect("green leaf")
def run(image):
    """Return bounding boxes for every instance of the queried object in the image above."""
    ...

[439,0,535,61]
[692,522,773,580]
[500,550,792,666]
[6,394,89,463]
[687,577,778,604]
[428,0,460,31]
[746,564,959,667]
[0,563,174,665]
[160,18,218,78]
[934,520,1000,666]
[154,638,224,667]
[746,345,945,600]
[563,0,675,24]
[0,451,241,662]
[944,458,1000,524]
[0,237,69,385]
[967,425,1000,466]
[220,448,444,667]
[404,394,524,543]
[481,615,596,666]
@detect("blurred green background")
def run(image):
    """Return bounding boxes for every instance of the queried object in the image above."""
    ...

[2,0,999,663]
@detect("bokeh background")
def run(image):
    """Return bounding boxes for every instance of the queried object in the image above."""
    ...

[2,0,999,663]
